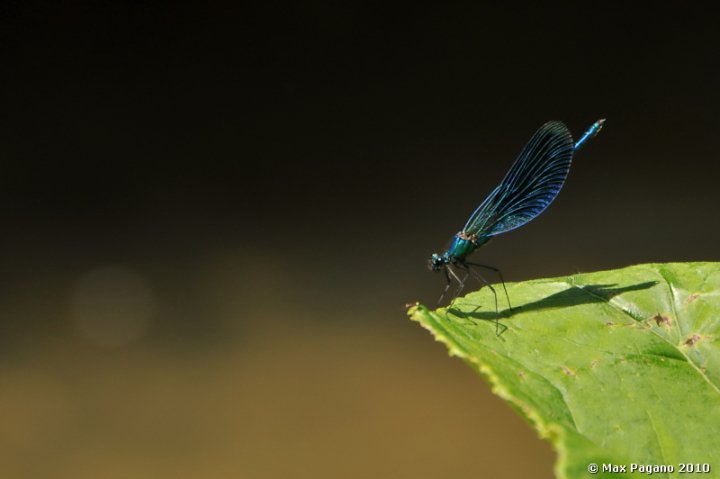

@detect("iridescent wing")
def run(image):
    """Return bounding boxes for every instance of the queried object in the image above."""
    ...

[463,121,574,237]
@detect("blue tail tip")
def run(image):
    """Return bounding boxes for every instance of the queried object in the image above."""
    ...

[593,118,606,134]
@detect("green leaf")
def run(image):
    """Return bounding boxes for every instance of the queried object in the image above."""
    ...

[409,262,720,479]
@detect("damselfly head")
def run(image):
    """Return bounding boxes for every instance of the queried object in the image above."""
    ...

[428,253,444,272]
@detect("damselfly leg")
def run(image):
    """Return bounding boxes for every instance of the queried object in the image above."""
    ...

[437,263,511,335]
[455,263,497,311]
[438,265,468,306]
[464,262,512,312]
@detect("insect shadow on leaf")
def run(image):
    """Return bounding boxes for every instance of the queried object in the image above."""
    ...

[447,281,658,334]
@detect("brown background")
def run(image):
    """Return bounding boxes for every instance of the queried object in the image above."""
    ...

[1,2,718,478]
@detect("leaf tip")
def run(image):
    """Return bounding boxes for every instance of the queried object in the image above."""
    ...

[405,301,420,316]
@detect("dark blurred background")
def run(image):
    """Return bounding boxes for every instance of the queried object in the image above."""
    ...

[1,2,718,478]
